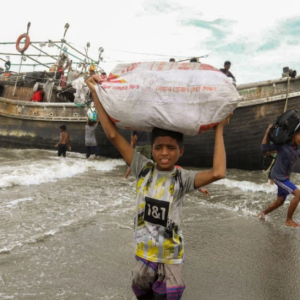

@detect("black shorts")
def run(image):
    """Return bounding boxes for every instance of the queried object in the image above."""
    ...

[58,144,67,157]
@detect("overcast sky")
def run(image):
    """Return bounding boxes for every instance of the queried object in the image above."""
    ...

[1,0,300,84]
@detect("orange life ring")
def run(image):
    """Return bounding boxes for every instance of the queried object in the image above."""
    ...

[16,33,30,53]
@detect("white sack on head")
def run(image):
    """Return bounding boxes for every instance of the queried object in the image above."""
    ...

[94,62,242,135]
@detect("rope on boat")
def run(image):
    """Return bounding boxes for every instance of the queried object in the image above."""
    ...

[65,42,97,65]
[13,55,24,96]
[30,44,57,61]
[53,44,87,64]
[57,86,74,96]
[0,73,60,82]
[283,76,290,113]
[74,102,88,108]
[24,55,50,68]
[263,154,276,174]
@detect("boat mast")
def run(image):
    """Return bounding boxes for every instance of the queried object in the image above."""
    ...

[64,42,97,66]
[30,44,58,61]
[54,23,70,80]
[98,47,104,72]
[84,42,90,71]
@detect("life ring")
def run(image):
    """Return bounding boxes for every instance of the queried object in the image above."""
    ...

[16,33,30,53]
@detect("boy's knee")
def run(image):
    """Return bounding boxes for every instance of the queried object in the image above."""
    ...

[293,189,300,199]
[277,196,285,206]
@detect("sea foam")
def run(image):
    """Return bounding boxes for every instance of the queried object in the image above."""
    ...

[0,158,125,188]
[213,178,277,194]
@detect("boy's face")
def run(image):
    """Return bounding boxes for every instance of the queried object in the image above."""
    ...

[225,64,231,71]
[151,136,184,171]
[293,132,300,145]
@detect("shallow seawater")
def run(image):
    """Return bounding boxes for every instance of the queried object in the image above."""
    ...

[1,148,300,300]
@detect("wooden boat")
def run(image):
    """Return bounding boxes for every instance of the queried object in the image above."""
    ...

[0,23,126,158]
[1,24,300,171]
[180,76,300,171]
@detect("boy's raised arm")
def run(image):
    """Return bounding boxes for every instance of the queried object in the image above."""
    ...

[194,114,232,188]
[261,125,277,152]
[262,125,272,145]
[86,75,134,165]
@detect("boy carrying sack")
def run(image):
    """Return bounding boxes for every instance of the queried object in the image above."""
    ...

[86,75,231,299]
[258,124,300,227]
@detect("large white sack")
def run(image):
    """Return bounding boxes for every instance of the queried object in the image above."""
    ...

[94,62,241,135]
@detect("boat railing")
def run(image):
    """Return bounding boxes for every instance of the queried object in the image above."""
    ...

[0,96,78,107]
[237,75,300,91]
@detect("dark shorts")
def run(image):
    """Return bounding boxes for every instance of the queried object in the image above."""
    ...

[86,145,99,158]
[273,179,297,201]
[58,144,67,157]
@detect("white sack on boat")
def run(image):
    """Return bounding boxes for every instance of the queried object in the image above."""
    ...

[44,80,55,102]
[72,77,89,105]
[95,62,242,135]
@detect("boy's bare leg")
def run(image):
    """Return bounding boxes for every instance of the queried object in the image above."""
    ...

[124,167,131,179]
[286,189,300,227]
[258,195,285,219]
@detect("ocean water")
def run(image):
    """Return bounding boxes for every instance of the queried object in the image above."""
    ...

[1,148,300,300]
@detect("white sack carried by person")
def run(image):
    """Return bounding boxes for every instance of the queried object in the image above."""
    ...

[72,77,89,105]
[94,62,241,135]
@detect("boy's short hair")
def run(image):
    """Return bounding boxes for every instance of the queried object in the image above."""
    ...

[151,128,184,147]
[190,57,198,62]
[224,61,231,66]
[60,125,66,131]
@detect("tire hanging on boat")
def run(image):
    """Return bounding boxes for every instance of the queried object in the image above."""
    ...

[16,34,30,53]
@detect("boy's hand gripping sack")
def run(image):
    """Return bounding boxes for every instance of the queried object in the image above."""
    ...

[94,62,241,135]
[269,109,300,144]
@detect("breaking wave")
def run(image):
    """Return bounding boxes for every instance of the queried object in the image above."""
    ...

[213,178,277,194]
[0,157,125,188]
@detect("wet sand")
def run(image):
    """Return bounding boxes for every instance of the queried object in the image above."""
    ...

[1,149,300,299]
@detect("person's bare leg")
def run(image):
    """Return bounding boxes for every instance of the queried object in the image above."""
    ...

[258,195,285,219]
[286,189,300,227]
[124,167,131,179]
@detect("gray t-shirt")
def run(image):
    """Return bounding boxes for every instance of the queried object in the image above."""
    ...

[130,151,197,264]
[85,123,98,146]
[132,131,150,146]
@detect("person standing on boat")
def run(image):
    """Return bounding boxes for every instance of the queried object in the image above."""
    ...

[220,61,236,86]
[124,131,151,179]
[85,120,100,159]
[56,52,71,73]
[258,125,300,227]
[89,70,96,77]
[55,125,71,157]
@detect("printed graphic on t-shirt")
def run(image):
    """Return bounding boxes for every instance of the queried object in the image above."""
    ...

[144,197,169,227]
